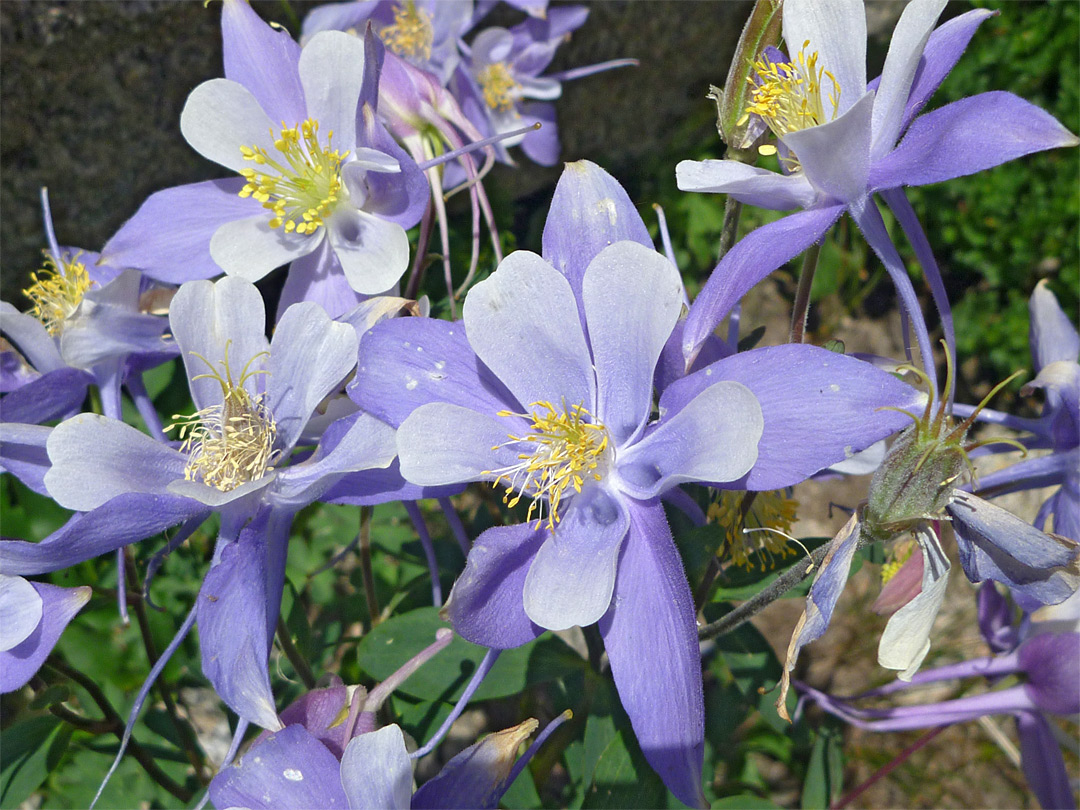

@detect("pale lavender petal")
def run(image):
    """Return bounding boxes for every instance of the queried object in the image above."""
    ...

[675,160,817,210]
[349,317,515,428]
[353,105,429,228]
[541,160,652,300]
[1015,711,1076,810]
[618,381,762,499]
[1030,280,1080,372]
[0,581,91,693]
[198,507,289,730]
[0,368,92,426]
[523,486,629,631]
[180,78,280,173]
[583,242,683,445]
[169,277,269,412]
[168,473,277,510]
[870,0,948,158]
[0,302,64,373]
[446,523,546,649]
[783,91,874,203]
[0,493,208,575]
[301,1,380,40]
[340,724,412,810]
[322,460,461,506]
[268,301,358,452]
[659,344,919,490]
[326,209,409,294]
[222,0,307,126]
[519,102,559,166]
[211,214,318,282]
[0,575,42,651]
[598,500,706,810]
[681,204,846,368]
[60,301,169,371]
[209,724,347,810]
[782,0,866,114]
[397,403,523,486]
[299,31,365,152]
[871,92,1080,190]
[463,251,595,412]
[100,180,260,284]
[44,414,188,512]
[946,490,1080,606]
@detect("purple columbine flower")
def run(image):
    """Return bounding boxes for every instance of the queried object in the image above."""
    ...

[1,190,175,427]
[0,277,420,730]
[101,0,428,319]
[796,583,1080,810]
[675,0,1078,384]
[0,573,91,694]
[350,160,920,807]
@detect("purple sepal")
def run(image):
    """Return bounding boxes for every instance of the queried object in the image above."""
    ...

[519,102,560,165]
[275,679,355,759]
[198,506,290,730]
[870,92,1079,191]
[658,344,919,490]
[1,349,39,393]
[0,493,209,576]
[653,319,733,394]
[1029,279,1080,372]
[356,104,429,229]
[946,491,1080,606]
[446,523,546,650]
[277,240,365,321]
[100,179,260,284]
[0,367,92,425]
[681,204,845,367]
[598,500,706,809]
[1016,711,1077,810]
[1018,632,1080,715]
[0,423,52,496]
[541,160,652,302]
[350,316,514,428]
[976,582,1018,654]
[0,581,91,693]
[322,460,463,506]
[208,724,347,810]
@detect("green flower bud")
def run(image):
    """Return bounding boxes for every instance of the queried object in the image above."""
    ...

[715,0,783,151]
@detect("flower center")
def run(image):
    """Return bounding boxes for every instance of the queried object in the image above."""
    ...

[379,0,434,61]
[742,41,840,162]
[23,253,95,336]
[880,538,917,584]
[477,62,521,112]
[168,346,279,492]
[708,490,799,571]
[237,118,348,236]
[486,401,610,529]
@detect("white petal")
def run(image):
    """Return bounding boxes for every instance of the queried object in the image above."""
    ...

[0,575,43,651]
[782,0,867,114]
[783,90,875,203]
[340,725,412,810]
[327,209,410,295]
[397,403,523,487]
[676,160,818,210]
[210,215,317,283]
[180,79,279,174]
[299,31,365,152]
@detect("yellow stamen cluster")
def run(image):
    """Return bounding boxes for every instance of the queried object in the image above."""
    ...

[238,118,347,235]
[741,41,841,162]
[486,401,609,529]
[880,538,916,585]
[708,490,799,571]
[379,0,434,61]
[167,347,279,492]
[477,62,521,112]
[23,253,95,335]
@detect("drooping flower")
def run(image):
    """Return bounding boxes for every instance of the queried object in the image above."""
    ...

[796,583,1080,810]
[101,0,428,319]
[676,0,1078,387]
[350,160,921,806]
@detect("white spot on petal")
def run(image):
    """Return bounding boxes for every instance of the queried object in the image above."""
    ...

[597,197,618,225]
[406,378,418,390]
[830,384,840,392]
[283,769,303,782]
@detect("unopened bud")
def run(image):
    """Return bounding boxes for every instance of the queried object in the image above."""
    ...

[715,0,783,152]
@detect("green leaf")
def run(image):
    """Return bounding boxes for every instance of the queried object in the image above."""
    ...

[800,725,845,810]
[712,795,783,809]
[1,716,68,809]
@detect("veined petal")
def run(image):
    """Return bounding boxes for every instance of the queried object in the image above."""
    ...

[0,302,64,373]
[268,301,358,453]
[617,380,762,499]
[463,251,595,413]
[180,78,280,174]
[675,160,817,210]
[583,242,683,446]
[523,485,629,631]
[598,500,706,809]
[0,575,42,652]
[397,402,523,487]
[870,92,1080,190]
[326,208,409,295]
[340,724,412,810]
[0,581,91,694]
[1030,280,1080,372]
[446,523,546,649]
[299,31,365,152]
[44,414,188,512]
[0,368,92,426]
[870,0,948,158]
[210,214,318,283]
[783,90,874,203]
[782,0,866,114]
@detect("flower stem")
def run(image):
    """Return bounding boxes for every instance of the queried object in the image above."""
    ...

[831,725,948,809]
[276,616,318,690]
[358,506,381,628]
[789,240,823,344]
[718,195,743,262]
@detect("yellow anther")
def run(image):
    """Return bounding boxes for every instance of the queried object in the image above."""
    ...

[477,62,521,112]
[708,490,800,571]
[379,0,434,61]
[236,117,347,235]
[23,252,95,336]
[484,402,610,529]
[166,343,279,492]
[881,539,916,585]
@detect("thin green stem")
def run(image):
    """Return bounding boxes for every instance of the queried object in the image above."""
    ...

[276,616,318,690]
[789,240,823,344]
[718,195,743,262]
[358,506,381,628]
